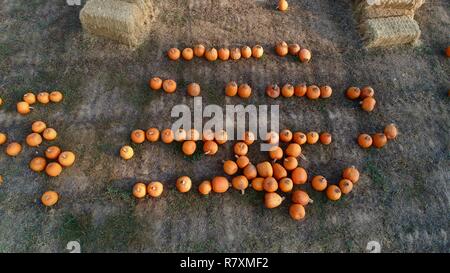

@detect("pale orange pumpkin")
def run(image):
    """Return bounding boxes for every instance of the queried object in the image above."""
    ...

[299,48,311,63]
[182,48,194,61]
[291,167,308,185]
[230,48,241,60]
[187,83,201,97]
[211,176,230,193]
[306,85,320,100]
[342,166,360,184]
[58,151,76,167]
[203,140,218,155]
[146,128,160,142]
[279,177,293,192]
[289,204,306,220]
[163,79,177,93]
[194,44,206,57]
[133,182,147,198]
[205,48,218,61]
[241,46,252,59]
[264,192,284,208]
[225,81,238,97]
[30,157,47,172]
[41,191,59,206]
[292,190,313,206]
[45,162,63,177]
[120,145,134,160]
[6,142,22,157]
[232,175,249,194]
[198,180,212,195]
[252,45,264,58]
[263,177,278,193]
[147,182,164,197]
[149,77,163,90]
[32,121,47,133]
[168,48,181,60]
[176,176,192,193]
[223,160,238,176]
[218,48,230,61]
[275,41,289,57]
[311,175,327,191]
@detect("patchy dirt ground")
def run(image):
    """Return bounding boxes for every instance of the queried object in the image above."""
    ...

[0,0,449,253]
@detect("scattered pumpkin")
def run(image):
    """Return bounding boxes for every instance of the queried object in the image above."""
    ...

[275,41,289,57]
[203,140,218,155]
[198,180,212,195]
[0,133,6,145]
[223,160,238,175]
[342,166,360,184]
[42,128,56,142]
[291,167,308,184]
[131,129,146,144]
[6,142,22,157]
[251,177,264,191]
[320,85,332,98]
[283,156,298,171]
[194,44,206,57]
[176,176,192,193]
[30,157,47,172]
[252,45,264,58]
[281,84,295,98]
[243,164,257,180]
[147,182,164,197]
[45,162,63,177]
[232,175,249,194]
[149,77,163,90]
[23,93,36,104]
[58,151,76,167]
[264,192,284,208]
[163,79,177,93]
[289,204,306,220]
[26,133,43,147]
[257,161,273,177]
[133,182,147,198]
[269,146,283,160]
[306,85,320,100]
[263,177,278,193]
[241,46,252,59]
[279,177,293,192]
[182,48,194,61]
[357,133,373,148]
[214,130,228,145]
[338,179,353,195]
[146,128,160,142]
[186,83,201,97]
[49,91,63,103]
[266,84,281,99]
[17,101,31,115]
[230,48,242,60]
[236,155,250,169]
[37,92,50,104]
[31,121,47,133]
[326,185,342,201]
[288,43,301,55]
[161,129,174,144]
[205,48,218,61]
[265,131,279,144]
[285,143,301,157]
[360,86,375,98]
[361,97,376,112]
[346,87,361,100]
[280,129,292,142]
[372,133,387,148]
[294,83,307,97]
[218,48,230,61]
[293,132,307,145]
[225,81,238,97]
[278,0,288,11]
[174,128,187,142]
[45,146,61,160]
[168,48,181,60]
[233,142,248,156]
[384,123,398,140]
[306,131,319,144]
[41,191,59,207]
[273,163,287,180]
[291,190,313,206]
[243,131,255,145]
[299,48,311,63]
[238,84,252,98]
[120,145,134,160]
[211,176,230,193]
[182,140,197,156]
[319,132,332,145]
[311,175,328,191]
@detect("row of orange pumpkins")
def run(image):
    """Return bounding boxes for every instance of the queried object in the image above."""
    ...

[14,91,64,115]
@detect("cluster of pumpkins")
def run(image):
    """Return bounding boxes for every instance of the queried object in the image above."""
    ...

[16,91,64,115]
[266,83,332,99]
[357,123,398,149]
[167,44,264,62]
[346,86,377,112]
[275,41,312,63]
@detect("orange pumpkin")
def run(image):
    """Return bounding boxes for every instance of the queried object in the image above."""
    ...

[58,151,76,167]
[237,84,252,98]
[131,129,146,144]
[45,146,61,160]
[342,166,360,184]
[230,48,242,60]
[306,85,320,100]
[147,182,164,197]
[30,157,47,172]
[281,84,295,98]
[265,192,284,208]
[266,84,280,99]
[292,190,313,206]
[211,176,230,193]
[252,45,264,58]
[241,46,252,59]
[361,97,376,112]
[162,79,177,93]
[6,142,22,157]
[311,175,327,191]
[320,85,332,98]
[203,140,218,155]
[265,131,279,144]
[49,91,63,103]
[205,48,218,61]
[289,204,306,220]
[236,155,250,169]
[338,179,353,195]
[234,142,248,156]
[17,101,31,115]
[41,191,59,206]
[167,48,181,60]
[214,130,228,145]
[283,156,298,171]
[346,87,360,100]
[176,176,192,193]
[360,86,375,98]
[194,44,206,57]
[306,131,319,144]
[293,132,307,145]
[119,145,134,160]
[202,129,215,141]
[243,164,257,180]
[273,163,287,180]
[182,140,197,156]
[187,83,201,97]
[299,48,311,63]
[218,48,230,61]
[37,92,50,104]
[133,182,147,198]
[372,133,387,148]
[279,177,293,192]
[0,133,7,145]
[275,41,289,56]
[243,131,255,145]
[182,48,194,61]
[257,161,273,177]
[285,143,301,157]
[291,167,308,185]
[319,132,332,145]
[45,162,63,177]
[161,129,174,144]
[232,175,249,194]
[384,124,398,140]
[31,121,47,133]
[269,146,283,160]
[223,160,238,175]
[149,77,163,90]
[263,177,278,193]
[225,81,238,97]
[23,93,36,105]
[198,180,212,195]
[357,134,373,148]
[294,83,307,97]
[146,128,160,142]
[280,129,293,143]
[278,0,289,11]
[326,185,342,201]
[288,43,301,55]
[26,133,43,147]
[251,177,264,191]
[174,129,187,142]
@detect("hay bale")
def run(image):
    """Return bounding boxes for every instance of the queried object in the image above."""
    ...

[354,0,424,21]
[366,0,424,10]
[359,16,421,48]
[80,0,154,47]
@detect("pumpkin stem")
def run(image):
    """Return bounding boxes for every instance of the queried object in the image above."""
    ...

[241,189,245,195]
[309,198,314,204]
[300,153,307,161]
[204,151,211,155]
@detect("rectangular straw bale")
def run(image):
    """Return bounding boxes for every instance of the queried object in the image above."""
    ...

[359,16,421,48]
[80,0,149,47]
[353,0,424,21]
[354,0,424,10]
